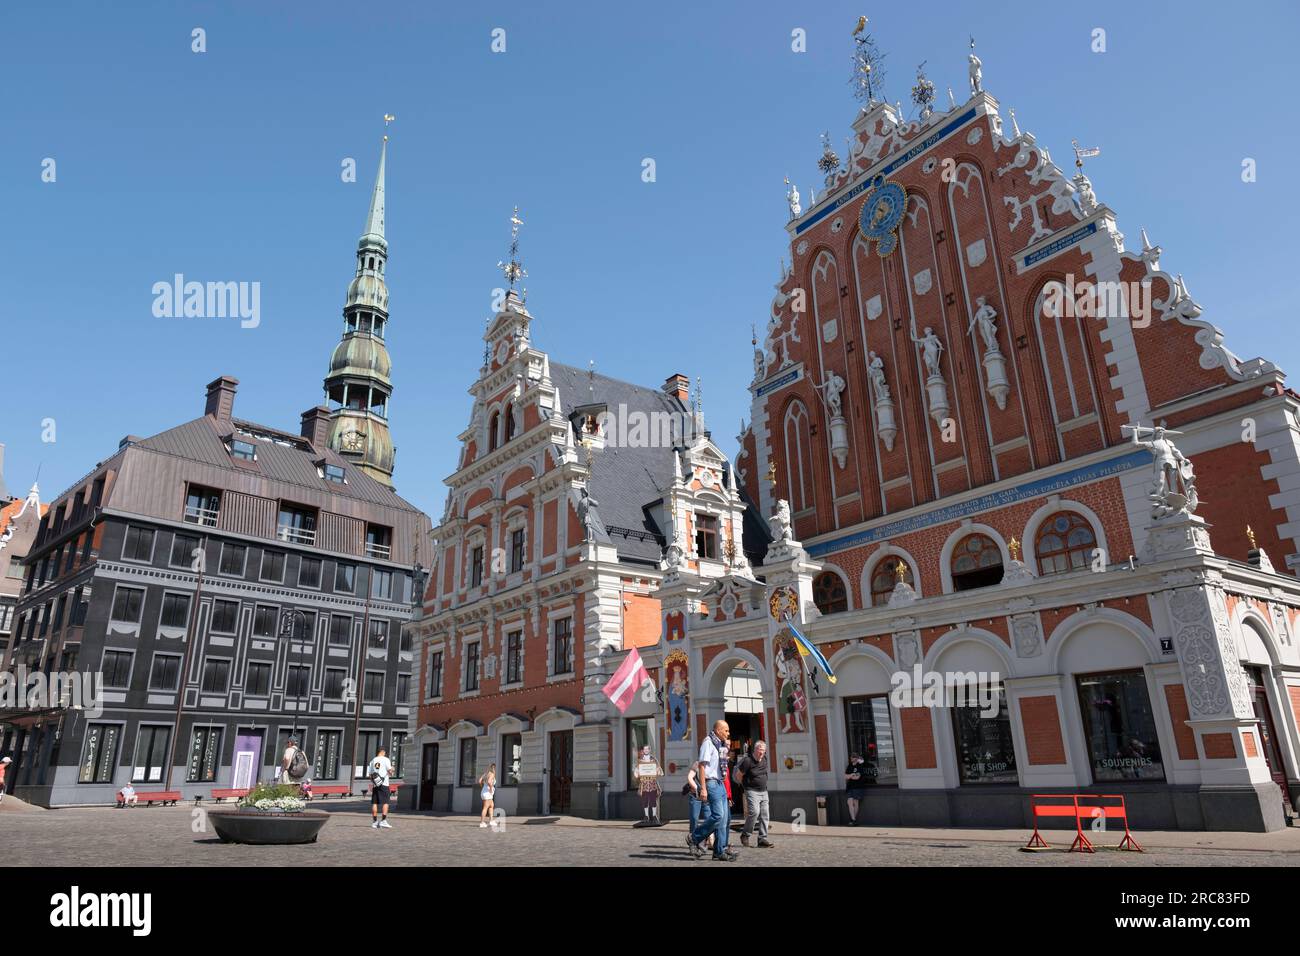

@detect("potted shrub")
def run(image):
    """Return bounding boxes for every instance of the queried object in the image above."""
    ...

[208,782,330,845]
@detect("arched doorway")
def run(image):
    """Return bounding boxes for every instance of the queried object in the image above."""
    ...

[721,663,765,815]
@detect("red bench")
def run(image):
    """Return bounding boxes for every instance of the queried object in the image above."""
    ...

[208,788,250,803]
[117,790,181,807]
[310,784,351,799]
[363,782,401,798]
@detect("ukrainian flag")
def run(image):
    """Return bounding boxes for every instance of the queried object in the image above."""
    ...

[786,621,837,684]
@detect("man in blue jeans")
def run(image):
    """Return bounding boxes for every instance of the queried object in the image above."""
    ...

[690,719,738,861]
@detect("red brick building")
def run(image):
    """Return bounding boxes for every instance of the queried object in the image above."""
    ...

[406,59,1300,832]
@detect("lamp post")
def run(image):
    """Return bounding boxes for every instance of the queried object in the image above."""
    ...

[279,608,310,771]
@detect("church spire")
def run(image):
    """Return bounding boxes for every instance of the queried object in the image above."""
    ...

[323,123,397,488]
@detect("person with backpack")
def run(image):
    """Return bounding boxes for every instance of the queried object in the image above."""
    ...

[281,736,309,787]
[369,745,394,829]
[478,763,497,828]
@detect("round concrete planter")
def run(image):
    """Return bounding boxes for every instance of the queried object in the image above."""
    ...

[209,809,329,845]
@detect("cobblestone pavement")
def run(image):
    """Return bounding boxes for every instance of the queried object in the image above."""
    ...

[5,802,1300,867]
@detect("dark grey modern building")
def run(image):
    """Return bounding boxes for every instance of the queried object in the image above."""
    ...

[0,376,430,807]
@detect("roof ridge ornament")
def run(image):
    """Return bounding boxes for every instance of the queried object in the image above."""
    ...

[498,206,528,291]
[850,15,886,106]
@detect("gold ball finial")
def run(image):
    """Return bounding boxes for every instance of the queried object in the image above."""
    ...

[895,559,908,583]
[1008,536,1022,562]
[1246,525,1257,550]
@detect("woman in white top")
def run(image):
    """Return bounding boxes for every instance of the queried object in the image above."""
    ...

[478,763,497,828]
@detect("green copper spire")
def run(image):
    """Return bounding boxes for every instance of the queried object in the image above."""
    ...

[324,127,397,488]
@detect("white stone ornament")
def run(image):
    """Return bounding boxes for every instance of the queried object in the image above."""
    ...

[1124,424,1199,520]
[865,294,883,321]
[866,350,897,452]
[965,239,987,268]
[912,268,932,296]
[966,126,983,146]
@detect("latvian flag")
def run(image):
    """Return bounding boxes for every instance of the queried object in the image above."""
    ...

[602,647,650,714]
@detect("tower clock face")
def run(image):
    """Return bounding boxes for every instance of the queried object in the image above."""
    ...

[342,429,366,453]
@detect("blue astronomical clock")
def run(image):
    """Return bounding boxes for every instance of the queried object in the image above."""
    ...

[858,175,907,257]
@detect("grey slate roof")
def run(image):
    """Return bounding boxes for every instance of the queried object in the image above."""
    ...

[550,362,684,563]
[548,362,771,566]
[133,413,424,514]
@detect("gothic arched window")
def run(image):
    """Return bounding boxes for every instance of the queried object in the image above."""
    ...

[504,402,516,443]
[813,571,848,615]
[870,556,913,607]
[951,533,1003,592]
[1035,511,1097,575]
[488,412,500,452]
[783,401,815,513]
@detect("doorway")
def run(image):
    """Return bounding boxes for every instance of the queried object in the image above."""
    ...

[548,730,573,814]
[1246,667,1293,813]
[724,664,765,813]
[232,728,264,790]
[419,743,439,811]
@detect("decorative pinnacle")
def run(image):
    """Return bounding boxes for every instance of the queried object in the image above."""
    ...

[383,113,395,141]
[1246,525,1257,550]
[497,206,528,289]
[1008,536,1022,562]
[895,559,909,583]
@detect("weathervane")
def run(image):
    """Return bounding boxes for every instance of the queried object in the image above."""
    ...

[383,113,395,141]
[817,131,842,188]
[1071,139,1101,172]
[497,206,528,290]
[849,15,887,105]
[910,61,936,120]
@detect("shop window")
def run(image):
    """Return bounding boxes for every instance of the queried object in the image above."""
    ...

[459,737,478,787]
[842,696,898,786]
[501,732,522,786]
[1075,669,1165,782]
[952,686,1018,784]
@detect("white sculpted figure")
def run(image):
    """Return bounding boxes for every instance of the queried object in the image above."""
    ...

[911,326,945,378]
[771,499,794,544]
[785,179,802,219]
[866,351,890,400]
[967,296,1000,353]
[1126,424,1199,519]
[817,371,846,418]
[968,52,982,95]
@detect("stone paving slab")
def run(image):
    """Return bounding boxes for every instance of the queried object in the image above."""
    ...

[2,804,1298,867]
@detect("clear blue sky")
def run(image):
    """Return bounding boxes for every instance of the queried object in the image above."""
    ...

[3,0,1296,519]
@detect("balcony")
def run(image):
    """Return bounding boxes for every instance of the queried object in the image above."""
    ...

[183,504,220,527]
[277,524,317,546]
[365,541,391,560]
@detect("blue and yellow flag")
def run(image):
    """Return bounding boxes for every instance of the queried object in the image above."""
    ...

[786,620,837,684]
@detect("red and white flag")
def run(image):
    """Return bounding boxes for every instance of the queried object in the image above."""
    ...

[602,647,650,714]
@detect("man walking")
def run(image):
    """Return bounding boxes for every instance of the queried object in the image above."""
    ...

[369,745,394,830]
[736,740,772,848]
[690,719,738,861]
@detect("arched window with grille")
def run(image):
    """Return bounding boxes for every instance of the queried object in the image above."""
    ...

[951,534,1004,591]
[813,571,848,614]
[870,556,914,607]
[1035,511,1097,574]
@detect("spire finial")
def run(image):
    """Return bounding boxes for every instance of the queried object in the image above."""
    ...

[850,15,886,104]
[383,113,395,141]
[1072,139,1100,172]
[498,206,528,290]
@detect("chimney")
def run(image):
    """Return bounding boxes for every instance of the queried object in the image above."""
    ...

[300,406,332,450]
[205,375,239,420]
[662,373,690,404]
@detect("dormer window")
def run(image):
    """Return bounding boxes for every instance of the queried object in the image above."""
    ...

[322,463,346,484]
[183,485,221,526]
[695,514,719,560]
[230,439,257,462]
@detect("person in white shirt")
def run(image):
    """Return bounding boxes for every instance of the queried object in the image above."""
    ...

[118,783,138,807]
[369,746,394,829]
[689,719,738,861]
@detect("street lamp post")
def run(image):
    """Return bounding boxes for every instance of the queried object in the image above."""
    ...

[279,609,310,775]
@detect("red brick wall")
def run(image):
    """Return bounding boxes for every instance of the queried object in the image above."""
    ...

[1201,733,1237,760]
[1162,684,1197,760]
[1019,695,1066,765]
[899,708,937,769]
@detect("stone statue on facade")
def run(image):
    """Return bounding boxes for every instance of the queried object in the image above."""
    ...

[968,52,982,95]
[1125,424,1199,519]
[911,326,945,377]
[867,351,890,400]
[578,486,606,541]
[770,499,794,544]
[816,370,847,418]
[785,178,802,219]
[967,297,1000,353]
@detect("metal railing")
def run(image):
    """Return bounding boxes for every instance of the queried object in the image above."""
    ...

[183,505,220,527]
[276,525,316,546]
[365,541,391,559]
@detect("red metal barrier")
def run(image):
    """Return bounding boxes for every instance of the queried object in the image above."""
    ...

[1025,794,1143,853]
